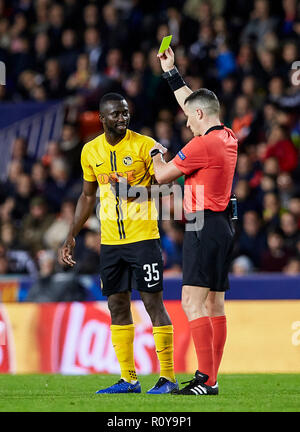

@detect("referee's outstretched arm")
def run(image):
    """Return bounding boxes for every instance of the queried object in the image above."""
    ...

[157,47,192,112]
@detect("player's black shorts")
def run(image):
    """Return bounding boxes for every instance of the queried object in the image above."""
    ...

[183,210,235,292]
[100,239,164,296]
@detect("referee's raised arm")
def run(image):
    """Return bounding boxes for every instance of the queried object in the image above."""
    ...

[157,47,192,111]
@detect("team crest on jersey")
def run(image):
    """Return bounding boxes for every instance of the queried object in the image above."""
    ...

[123,155,133,166]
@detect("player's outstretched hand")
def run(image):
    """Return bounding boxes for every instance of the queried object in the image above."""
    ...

[157,47,175,72]
[59,236,76,267]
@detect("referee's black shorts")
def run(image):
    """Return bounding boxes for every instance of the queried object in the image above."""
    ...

[100,239,164,297]
[183,209,235,292]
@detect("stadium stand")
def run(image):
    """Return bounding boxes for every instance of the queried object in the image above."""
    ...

[0,0,299,301]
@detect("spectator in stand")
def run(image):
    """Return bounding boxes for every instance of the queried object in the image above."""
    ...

[66,53,93,93]
[283,256,300,275]
[277,172,297,209]
[288,194,300,228]
[262,191,282,229]
[11,172,34,222]
[26,249,86,302]
[32,0,50,35]
[76,229,101,275]
[281,0,299,38]
[122,74,148,131]
[236,43,259,79]
[154,120,179,158]
[262,156,280,179]
[160,220,184,276]
[215,41,237,81]
[58,28,80,78]
[2,159,24,198]
[0,222,20,250]
[32,31,51,74]
[219,74,238,124]
[280,211,299,251]
[41,140,62,168]
[45,156,81,213]
[43,57,66,99]
[241,0,279,48]
[0,255,11,275]
[100,2,128,51]
[59,123,82,180]
[261,228,293,272]
[231,255,254,275]
[237,210,267,268]
[31,161,49,196]
[280,40,299,76]
[19,196,55,256]
[44,199,75,252]
[82,3,100,29]
[268,76,286,104]
[10,137,35,174]
[0,241,38,278]
[241,74,265,111]
[234,179,261,226]
[83,27,106,74]
[48,3,65,53]
[257,49,280,86]
[263,124,298,173]
[104,48,123,83]
[231,95,255,145]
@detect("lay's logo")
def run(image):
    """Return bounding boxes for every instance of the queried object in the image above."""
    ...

[0,320,5,345]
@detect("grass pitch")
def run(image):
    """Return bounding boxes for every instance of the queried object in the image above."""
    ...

[0,373,299,412]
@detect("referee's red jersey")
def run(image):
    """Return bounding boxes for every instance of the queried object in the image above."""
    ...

[173,125,238,214]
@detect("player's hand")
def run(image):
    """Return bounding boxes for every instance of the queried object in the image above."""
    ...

[59,236,76,267]
[150,142,168,155]
[157,47,175,72]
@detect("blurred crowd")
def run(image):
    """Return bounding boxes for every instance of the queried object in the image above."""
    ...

[0,0,300,292]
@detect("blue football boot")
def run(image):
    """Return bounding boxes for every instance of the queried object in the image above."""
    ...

[147,377,179,394]
[96,379,141,394]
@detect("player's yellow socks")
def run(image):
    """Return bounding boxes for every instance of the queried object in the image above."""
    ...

[110,324,137,383]
[153,325,176,383]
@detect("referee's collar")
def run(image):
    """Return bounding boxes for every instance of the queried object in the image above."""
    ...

[204,124,225,135]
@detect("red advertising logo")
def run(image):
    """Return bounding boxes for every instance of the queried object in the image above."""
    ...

[0,308,13,373]
[39,302,157,374]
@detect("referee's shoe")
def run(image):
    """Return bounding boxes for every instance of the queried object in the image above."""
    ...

[171,371,218,395]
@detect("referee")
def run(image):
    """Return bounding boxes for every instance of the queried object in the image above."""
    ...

[149,47,238,395]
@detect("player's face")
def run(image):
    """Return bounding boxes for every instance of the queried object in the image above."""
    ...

[101,100,130,135]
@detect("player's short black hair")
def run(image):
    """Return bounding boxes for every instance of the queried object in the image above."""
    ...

[99,93,126,113]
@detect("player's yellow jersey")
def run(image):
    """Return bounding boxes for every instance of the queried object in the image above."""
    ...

[81,129,160,245]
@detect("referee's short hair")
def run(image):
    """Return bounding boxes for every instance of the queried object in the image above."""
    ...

[184,88,220,116]
[99,93,126,113]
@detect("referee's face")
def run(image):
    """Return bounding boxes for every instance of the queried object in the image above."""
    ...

[100,100,130,136]
[185,104,202,136]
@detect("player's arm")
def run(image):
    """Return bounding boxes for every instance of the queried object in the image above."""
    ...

[157,47,192,111]
[59,180,98,267]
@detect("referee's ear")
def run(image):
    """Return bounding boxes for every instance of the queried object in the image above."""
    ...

[196,108,204,120]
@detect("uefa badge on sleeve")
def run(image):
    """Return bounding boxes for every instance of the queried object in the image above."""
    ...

[0,320,5,346]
